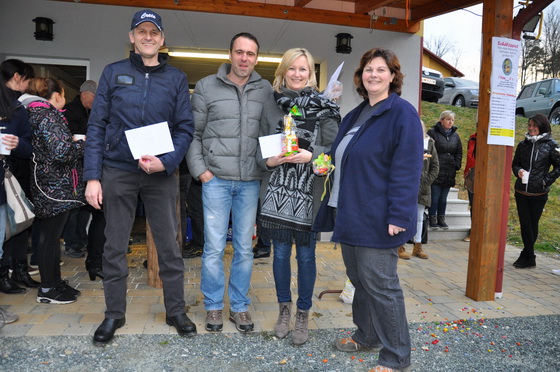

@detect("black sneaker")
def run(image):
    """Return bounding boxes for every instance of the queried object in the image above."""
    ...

[182,246,203,259]
[57,280,81,297]
[64,247,85,258]
[37,287,76,304]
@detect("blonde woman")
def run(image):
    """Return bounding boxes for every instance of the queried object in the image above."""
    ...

[259,48,340,345]
[426,110,462,229]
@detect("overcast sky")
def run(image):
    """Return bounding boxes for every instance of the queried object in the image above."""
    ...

[424,1,560,82]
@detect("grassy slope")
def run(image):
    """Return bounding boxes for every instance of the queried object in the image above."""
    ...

[420,101,560,253]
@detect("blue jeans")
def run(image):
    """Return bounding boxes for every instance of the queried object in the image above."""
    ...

[272,232,317,310]
[201,177,259,312]
[341,243,411,370]
[428,184,450,216]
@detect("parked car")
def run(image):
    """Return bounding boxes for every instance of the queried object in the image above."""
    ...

[516,78,560,125]
[421,66,445,103]
[438,77,479,108]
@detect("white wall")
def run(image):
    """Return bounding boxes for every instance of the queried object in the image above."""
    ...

[1,0,422,115]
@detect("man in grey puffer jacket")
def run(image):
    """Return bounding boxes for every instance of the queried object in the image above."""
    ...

[186,32,272,333]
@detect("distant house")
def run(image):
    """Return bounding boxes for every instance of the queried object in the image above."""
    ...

[422,48,464,78]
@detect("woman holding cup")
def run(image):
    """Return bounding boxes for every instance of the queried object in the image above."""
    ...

[512,113,560,269]
[0,59,34,296]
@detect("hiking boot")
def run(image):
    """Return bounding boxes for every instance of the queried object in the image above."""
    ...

[37,287,76,304]
[292,309,309,346]
[274,302,291,339]
[335,337,382,352]
[437,215,449,229]
[182,245,203,259]
[397,245,410,260]
[205,310,223,332]
[412,243,428,259]
[229,310,254,333]
[429,215,438,228]
[0,307,19,323]
[64,247,85,258]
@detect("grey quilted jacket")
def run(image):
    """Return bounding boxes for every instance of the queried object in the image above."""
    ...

[187,63,273,181]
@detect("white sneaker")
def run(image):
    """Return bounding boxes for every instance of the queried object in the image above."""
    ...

[552,269,560,276]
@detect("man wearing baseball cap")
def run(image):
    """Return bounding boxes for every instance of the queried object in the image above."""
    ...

[85,9,196,343]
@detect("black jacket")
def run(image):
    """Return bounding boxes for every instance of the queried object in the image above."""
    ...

[512,132,560,194]
[427,122,462,188]
[63,95,88,135]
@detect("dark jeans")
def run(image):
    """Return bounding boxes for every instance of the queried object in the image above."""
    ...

[37,212,70,287]
[86,207,106,270]
[272,232,316,310]
[428,184,451,216]
[63,207,90,249]
[101,166,185,319]
[186,177,204,248]
[341,243,411,370]
[515,192,548,255]
[1,227,31,266]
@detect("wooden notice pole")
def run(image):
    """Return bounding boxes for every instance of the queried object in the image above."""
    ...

[465,0,513,301]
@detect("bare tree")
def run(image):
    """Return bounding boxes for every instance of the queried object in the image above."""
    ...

[543,7,560,78]
[520,39,544,85]
[425,35,455,59]
[450,48,463,69]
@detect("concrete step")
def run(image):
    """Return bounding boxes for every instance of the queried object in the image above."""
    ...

[428,226,470,241]
[436,212,471,227]
[444,199,470,213]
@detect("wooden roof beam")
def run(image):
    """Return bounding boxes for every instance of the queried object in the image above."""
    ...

[294,0,313,7]
[50,0,420,32]
[354,0,397,15]
[412,0,481,21]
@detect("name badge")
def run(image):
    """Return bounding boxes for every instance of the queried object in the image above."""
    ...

[116,75,134,85]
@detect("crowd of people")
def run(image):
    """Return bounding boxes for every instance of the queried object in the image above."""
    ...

[1,8,559,371]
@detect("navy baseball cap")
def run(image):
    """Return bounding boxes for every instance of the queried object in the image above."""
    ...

[131,9,163,31]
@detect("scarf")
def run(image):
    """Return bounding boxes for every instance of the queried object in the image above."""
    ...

[260,88,340,244]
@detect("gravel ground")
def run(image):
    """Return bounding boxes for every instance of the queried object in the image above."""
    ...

[2,315,559,371]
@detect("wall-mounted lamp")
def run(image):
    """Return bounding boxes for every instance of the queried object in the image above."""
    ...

[335,33,353,54]
[522,13,543,40]
[33,17,54,41]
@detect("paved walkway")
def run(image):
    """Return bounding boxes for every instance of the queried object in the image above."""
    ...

[1,240,559,338]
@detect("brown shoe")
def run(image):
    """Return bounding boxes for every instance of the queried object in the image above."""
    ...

[335,337,382,352]
[397,245,410,260]
[274,302,291,339]
[229,310,254,333]
[412,243,428,259]
[292,309,309,346]
[205,310,223,332]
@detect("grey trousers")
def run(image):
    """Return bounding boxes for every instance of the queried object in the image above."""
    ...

[341,243,411,370]
[101,166,185,319]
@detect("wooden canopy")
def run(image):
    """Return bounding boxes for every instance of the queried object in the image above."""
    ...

[54,0,482,32]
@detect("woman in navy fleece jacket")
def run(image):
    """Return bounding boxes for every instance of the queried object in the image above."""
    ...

[314,48,423,372]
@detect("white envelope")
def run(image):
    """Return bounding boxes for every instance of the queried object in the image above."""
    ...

[259,133,283,158]
[124,121,175,159]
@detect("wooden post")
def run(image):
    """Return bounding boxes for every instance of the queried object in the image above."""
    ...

[146,221,162,288]
[146,171,183,288]
[465,0,513,301]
